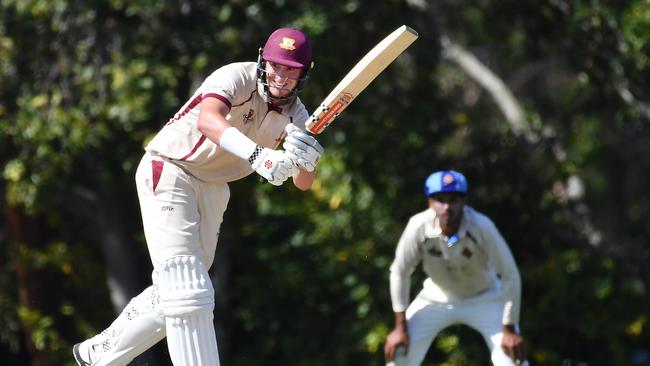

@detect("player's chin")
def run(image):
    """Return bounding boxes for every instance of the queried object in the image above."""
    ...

[269,85,295,98]
[269,89,288,97]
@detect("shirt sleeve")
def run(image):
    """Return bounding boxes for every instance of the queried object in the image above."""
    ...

[479,215,522,325]
[291,101,310,130]
[201,63,252,106]
[389,216,424,312]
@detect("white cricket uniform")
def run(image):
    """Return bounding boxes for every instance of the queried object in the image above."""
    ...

[80,62,310,366]
[388,206,526,366]
[141,61,309,268]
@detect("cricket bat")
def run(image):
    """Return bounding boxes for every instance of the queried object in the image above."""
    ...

[305,25,419,134]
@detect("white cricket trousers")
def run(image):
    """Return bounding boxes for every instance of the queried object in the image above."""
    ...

[388,280,529,366]
[137,152,229,269]
[89,153,230,366]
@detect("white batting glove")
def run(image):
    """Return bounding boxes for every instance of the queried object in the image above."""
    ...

[249,147,294,186]
[283,123,324,172]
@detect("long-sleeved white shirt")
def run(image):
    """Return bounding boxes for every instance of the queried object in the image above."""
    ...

[389,206,522,325]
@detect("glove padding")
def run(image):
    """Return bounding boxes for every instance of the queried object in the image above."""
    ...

[283,123,324,172]
[250,147,295,186]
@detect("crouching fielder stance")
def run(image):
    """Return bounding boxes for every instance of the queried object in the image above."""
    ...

[384,170,529,366]
[73,27,323,366]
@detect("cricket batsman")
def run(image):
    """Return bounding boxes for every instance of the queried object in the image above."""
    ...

[73,27,323,366]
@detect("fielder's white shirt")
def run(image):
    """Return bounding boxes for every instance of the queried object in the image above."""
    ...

[145,62,310,183]
[389,206,522,325]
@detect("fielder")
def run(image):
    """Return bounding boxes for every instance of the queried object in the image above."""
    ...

[73,27,323,366]
[384,170,528,366]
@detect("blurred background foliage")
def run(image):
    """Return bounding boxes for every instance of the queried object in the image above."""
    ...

[1,0,649,365]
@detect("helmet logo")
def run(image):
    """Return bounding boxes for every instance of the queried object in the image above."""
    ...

[279,37,297,50]
[442,173,455,186]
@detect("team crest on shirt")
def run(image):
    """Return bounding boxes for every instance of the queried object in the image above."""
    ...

[243,109,255,124]
[424,238,442,257]
[279,37,297,50]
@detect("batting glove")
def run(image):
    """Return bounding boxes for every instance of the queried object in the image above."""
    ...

[283,123,324,172]
[249,147,294,186]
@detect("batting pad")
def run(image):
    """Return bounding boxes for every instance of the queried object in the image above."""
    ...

[159,256,220,366]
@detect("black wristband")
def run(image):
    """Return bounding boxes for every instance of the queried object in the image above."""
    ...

[248,145,263,165]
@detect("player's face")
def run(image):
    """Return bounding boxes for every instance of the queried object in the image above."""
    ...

[265,61,303,98]
[428,192,465,229]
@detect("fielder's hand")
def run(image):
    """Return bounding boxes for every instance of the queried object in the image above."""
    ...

[283,123,324,172]
[249,147,294,186]
[501,325,526,365]
[384,327,409,362]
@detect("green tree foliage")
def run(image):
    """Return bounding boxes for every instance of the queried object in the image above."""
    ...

[1,0,649,365]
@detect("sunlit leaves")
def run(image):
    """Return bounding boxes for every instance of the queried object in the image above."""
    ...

[626,316,646,337]
[621,0,650,71]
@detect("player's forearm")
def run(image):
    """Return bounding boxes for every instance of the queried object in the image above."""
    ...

[197,101,232,145]
[292,169,315,191]
[198,101,259,162]
[389,271,412,312]
[489,231,522,324]
[393,311,407,330]
[501,269,522,324]
[503,324,518,334]
[199,119,231,146]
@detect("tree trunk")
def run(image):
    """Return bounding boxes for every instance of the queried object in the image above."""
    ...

[4,205,54,366]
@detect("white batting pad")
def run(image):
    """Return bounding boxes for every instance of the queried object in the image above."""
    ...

[166,311,220,366]
[159,256,220,366]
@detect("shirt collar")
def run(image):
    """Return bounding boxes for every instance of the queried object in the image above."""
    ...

[268,103,283,113]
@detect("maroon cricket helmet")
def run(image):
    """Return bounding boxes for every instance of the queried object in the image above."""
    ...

[262,27,312,69]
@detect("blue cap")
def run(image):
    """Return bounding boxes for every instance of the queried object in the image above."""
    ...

[424,170,468,197]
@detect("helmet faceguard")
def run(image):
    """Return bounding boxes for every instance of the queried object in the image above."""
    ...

[256,27,314,104]
[256,50,312,103]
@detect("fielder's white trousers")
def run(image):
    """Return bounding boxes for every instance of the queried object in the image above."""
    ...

[389,279,528,366]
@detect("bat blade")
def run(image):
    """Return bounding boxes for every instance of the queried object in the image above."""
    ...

[306,25,419,134]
